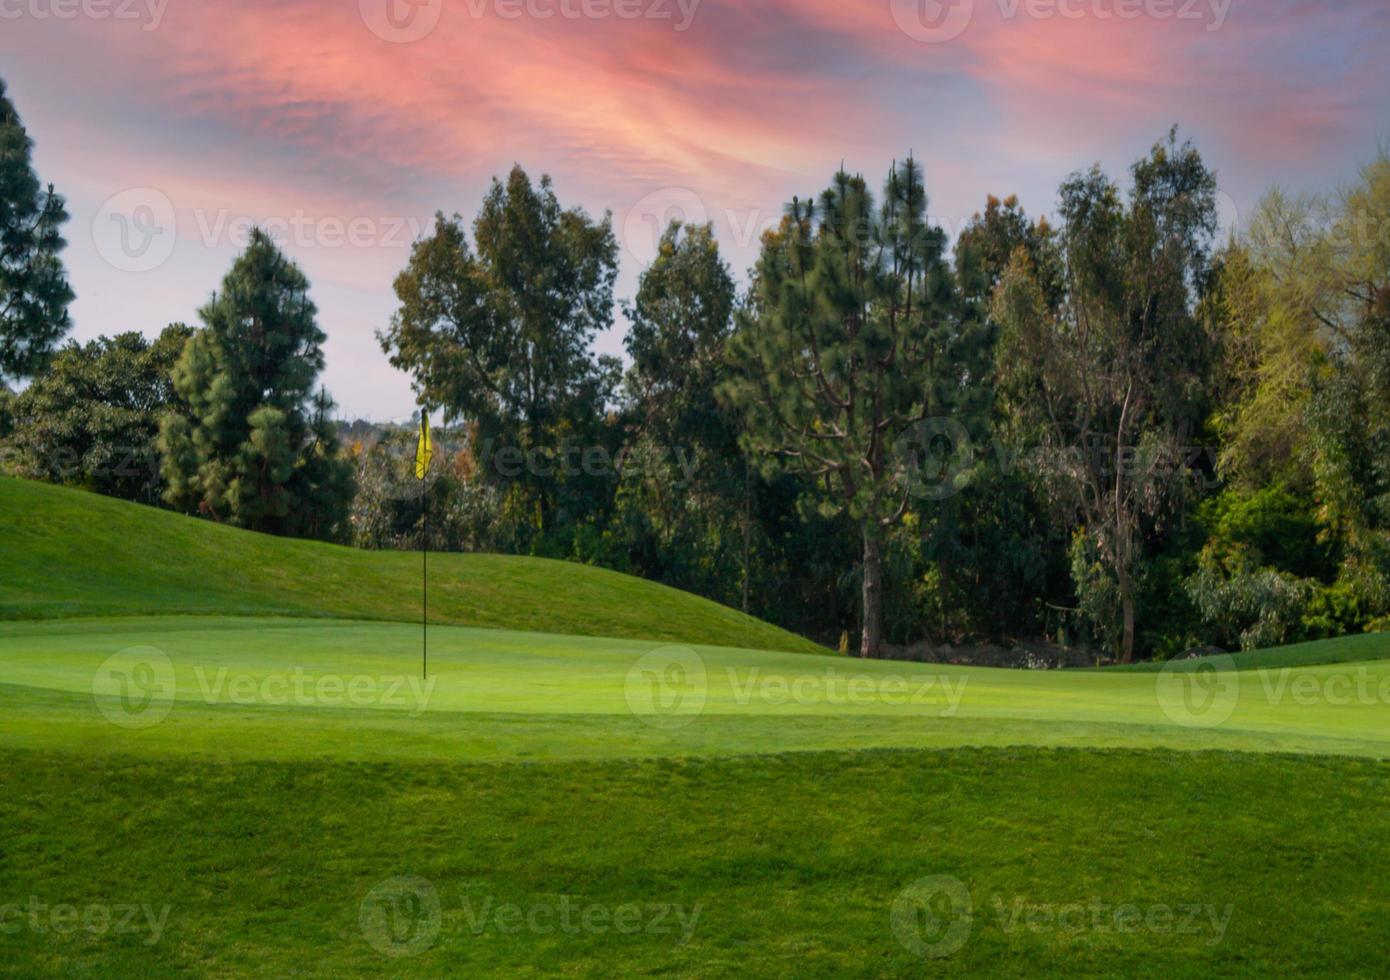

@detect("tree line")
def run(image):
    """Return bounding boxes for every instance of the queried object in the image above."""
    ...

[3,75,1388,662]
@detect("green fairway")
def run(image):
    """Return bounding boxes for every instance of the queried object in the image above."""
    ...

[2,616,1389,762]
[5,479,1389,976]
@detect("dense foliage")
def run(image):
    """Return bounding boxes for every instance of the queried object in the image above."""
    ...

[3,325,191,503]
[3,63,1387,661]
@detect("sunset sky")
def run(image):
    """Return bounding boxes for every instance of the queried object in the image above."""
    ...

[3,0,1387,420]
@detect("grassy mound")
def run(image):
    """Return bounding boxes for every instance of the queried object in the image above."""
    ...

[1110,631,1390,672]
[0,477,822,653]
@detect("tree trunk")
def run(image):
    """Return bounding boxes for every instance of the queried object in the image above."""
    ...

[741,455,751,614]
[860,528,883,659]
[1119,577,1136,665]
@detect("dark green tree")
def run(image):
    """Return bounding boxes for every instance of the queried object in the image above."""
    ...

[158,230,353,540]
[992,130,1219,661]
[4,324,191,502]
[0,78,73,385]
[723,159,992,658]
[614,220,751,603]
[955,193,1062,308]
[380,166,619,536]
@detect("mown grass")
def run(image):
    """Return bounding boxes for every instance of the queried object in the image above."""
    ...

[3,617,1388,761]
[3,748,1387,977]
[0,477,822,653]
[6,478,1389,976]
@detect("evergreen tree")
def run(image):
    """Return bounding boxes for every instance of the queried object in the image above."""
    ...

[158,229,353,540]
[0,77,73,385]
[723,159,992,658]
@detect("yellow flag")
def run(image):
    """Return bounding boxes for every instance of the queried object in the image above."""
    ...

[414,412,433,479]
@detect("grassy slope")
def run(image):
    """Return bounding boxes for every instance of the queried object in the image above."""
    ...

[0,477,822,654]
[3,748,1387,977]
[1110,631,1390,672]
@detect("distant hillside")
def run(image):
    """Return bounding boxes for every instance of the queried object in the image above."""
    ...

[0,477,825,654]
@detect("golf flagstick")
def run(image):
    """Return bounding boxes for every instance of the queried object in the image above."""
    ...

[415,409,433,680]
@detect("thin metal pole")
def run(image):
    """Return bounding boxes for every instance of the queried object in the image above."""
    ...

[422,468,428,681]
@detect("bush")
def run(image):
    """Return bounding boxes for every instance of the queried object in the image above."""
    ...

[1187,565,1312,651]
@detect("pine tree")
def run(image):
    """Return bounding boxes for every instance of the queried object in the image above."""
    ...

[722,159,992,657]
[158,229,353,540]
[0,77,73,385]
